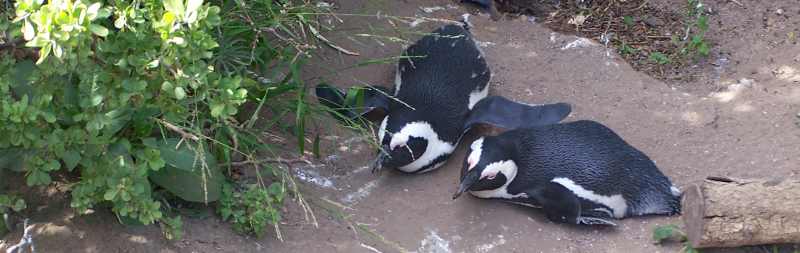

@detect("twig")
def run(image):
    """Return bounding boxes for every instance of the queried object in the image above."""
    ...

[360,243,383,253]
[5,219,34,253]
[729,0,744,7]
[307,25,360,56]
[155,118,200,141]
[355,80,416,111]
[229,158,312,167]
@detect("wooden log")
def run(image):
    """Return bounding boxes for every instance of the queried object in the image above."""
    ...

[682,177,800,248]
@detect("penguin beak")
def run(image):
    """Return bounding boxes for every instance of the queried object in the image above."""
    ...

[452,170,479,200]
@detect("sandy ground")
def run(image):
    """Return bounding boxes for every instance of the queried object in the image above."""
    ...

[3,0,800,252]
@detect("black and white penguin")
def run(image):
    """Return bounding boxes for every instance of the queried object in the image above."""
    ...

[452,120,681,225]
[316,21,571,174]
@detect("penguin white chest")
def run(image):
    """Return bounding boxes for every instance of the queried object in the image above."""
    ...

[550,177,629,218]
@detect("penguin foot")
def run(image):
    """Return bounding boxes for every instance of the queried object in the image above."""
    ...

[370,150,387,175]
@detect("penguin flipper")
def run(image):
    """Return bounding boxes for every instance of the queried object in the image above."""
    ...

[527,182,616,226]
[527,182,581,225]
[315,83,391,124]
[464,96,571,132]
[461,0,493,9]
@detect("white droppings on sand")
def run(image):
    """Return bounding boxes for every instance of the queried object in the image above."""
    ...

[561,38,596,50]
[360,243,383,253]
[420,6,446,13]
[733,102,755,112]
[476,234,506,253]
[342,180,379,204]
[710,78,754,103]
[774,65,800,82]
[681,111,702,126]
[475,40,496,48]
[351,165,372,175]
[294,167,335,189]
[418,230,451,253]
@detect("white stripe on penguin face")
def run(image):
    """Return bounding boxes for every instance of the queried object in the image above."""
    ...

[391,121,455,173]
[469,160,525,199]
[466,137,484,171]
[551,177,628,218]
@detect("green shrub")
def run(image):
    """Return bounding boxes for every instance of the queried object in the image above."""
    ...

[218,181,285,238]
[0,0,320,237]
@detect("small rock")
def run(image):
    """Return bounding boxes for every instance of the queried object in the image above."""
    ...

[644,16,664,27]
[776,8,784,15]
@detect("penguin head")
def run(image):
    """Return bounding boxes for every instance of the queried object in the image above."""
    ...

[452,137,518,199]
[374,115,431,170]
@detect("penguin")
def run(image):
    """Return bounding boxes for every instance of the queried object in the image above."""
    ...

[452,120,682,226]
[316,21,572,174]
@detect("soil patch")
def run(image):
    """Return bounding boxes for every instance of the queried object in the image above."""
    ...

[495,0,713,85]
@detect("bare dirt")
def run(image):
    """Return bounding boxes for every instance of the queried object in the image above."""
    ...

[4,0,800,252]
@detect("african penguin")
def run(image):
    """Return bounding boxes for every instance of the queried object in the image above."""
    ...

[316,22,572,174]
[452,120,681,226]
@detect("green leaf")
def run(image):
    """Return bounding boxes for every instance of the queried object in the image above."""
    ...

[312,133,321,159]
[118,214,146,226]
[163,0,185,19]
[105,108,132,135]
[653,224,684,244]
[210,103,224,118]
[44,159,60,172]
[185,0,203,22]
[87,2,102,20]
[174,86,186,100]
[61,150,81,170]
[0,216,7,238]
[97,8,112,19]
[123,79,147,92]
[11,60,35,101]
[12,199,26,212]
[36,44,51,64]
[148,138,223,202]
[0,148,29,172]
[22,19,35,40]
[104,188,119,200]
[26,170,51,186]
[146,59,159,69]
[89,24,109,37]
[114,15,127,28]
[623,16,634,26]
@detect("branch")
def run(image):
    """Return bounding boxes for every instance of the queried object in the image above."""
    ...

[5,218,35,253]
[155,118,200,142]
[229,158,312,167]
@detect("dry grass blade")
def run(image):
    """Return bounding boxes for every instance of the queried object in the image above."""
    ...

[308,25,360,56]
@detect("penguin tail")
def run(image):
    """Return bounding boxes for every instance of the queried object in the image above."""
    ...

[668,185,683,215]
